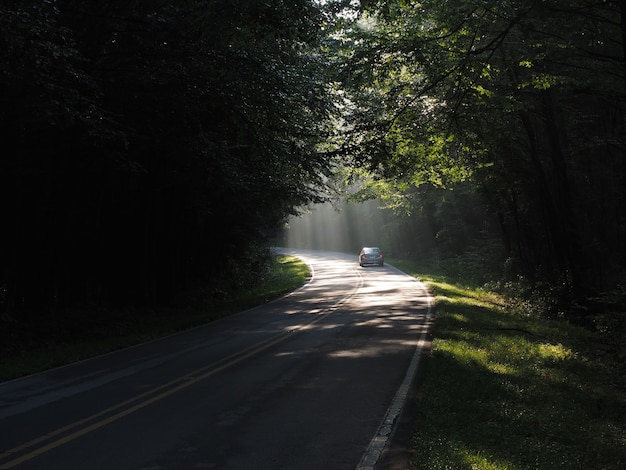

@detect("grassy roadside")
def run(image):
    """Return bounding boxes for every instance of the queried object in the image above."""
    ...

[389,259,626,469]
[0,254,310,383]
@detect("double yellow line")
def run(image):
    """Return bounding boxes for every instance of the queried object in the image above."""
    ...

[0,312,330,469]
[1,260,364,468]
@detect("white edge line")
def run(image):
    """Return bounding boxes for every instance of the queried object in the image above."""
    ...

[356,275,434,470]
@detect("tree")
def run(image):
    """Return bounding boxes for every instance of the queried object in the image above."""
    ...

[336,0,626,312]
[0,0,337,311]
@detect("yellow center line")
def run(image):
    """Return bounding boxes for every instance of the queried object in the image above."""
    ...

[0,262,364,469]
[0,308,332,469]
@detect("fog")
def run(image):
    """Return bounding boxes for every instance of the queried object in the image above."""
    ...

[281,200,390,254]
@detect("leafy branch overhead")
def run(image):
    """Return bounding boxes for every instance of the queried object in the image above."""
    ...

[0,0,340,309]
[0,0,624,319]
[334,0,626,306]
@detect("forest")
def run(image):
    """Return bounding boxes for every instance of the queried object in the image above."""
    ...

[1,0,624,331]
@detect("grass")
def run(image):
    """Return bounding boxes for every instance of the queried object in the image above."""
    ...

[3,254,625,468]
[389,259,626,470]
[0,254,310,383]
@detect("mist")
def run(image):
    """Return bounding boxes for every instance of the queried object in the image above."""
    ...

[281,200,390,254]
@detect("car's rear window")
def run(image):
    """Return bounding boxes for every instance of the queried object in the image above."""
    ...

[364,248,380,254]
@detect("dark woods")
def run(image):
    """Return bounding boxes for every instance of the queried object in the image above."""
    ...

[1,0,625,331]
[0,1,333,312]
[340,0,626,324]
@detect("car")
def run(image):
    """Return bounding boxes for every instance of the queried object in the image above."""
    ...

[359,246,384,267]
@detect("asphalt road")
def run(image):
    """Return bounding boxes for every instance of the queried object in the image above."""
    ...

[0,250,433,470]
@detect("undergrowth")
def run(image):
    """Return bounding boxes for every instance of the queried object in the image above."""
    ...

[0,254,309,383]
[389,259,626,469]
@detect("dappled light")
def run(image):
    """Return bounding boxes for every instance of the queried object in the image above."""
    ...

[326,336,423,359]
[268,249,432,366]
[2,0,624,468]
[414,272,626,469]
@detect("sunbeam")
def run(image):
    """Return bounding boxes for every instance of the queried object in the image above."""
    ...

[282,200,390,253]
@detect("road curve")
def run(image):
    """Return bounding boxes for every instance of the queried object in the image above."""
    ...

[0,249,433,470]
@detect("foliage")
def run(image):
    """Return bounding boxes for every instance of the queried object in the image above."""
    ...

[0,0,336,311]
[2,0,625,330]
[395,266,626,469]
[336,0,626,319]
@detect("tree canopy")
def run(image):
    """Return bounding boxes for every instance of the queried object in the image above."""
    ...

[0,0,338,310]
[334,0,625,313]
[1,0,624,321]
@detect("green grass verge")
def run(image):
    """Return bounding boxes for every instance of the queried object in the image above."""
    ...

[389,259,626,469]
[0,254,310,383]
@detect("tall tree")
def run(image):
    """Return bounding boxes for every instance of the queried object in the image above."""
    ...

[0,0,337,311]
[337,0,626,309]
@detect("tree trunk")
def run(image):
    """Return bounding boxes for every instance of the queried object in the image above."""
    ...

[541,90,585,295]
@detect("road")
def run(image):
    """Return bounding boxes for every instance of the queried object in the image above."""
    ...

[0,250,433,470]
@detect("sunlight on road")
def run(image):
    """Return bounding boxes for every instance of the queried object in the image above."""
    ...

[274,251,431,363]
